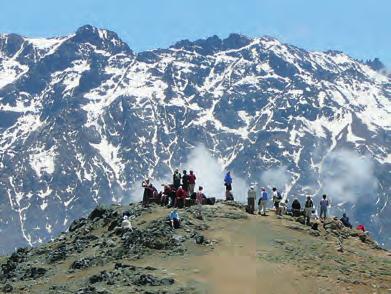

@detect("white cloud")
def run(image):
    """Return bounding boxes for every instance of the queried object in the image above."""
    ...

[320,149,378,204]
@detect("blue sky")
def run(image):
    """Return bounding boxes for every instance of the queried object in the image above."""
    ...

[1,0,390,66]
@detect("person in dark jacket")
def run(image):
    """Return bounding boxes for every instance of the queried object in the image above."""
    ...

[173,169,181,189]
[291,198,301,217]
[142,179,153,208]
[340,213,353,229]
[182,170,190,193]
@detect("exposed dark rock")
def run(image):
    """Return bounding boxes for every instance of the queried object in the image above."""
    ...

[47,244,67,263]
[69,218,88,232]
[135,274,175,286]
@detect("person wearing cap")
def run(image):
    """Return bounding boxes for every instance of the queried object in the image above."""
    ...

[258,187,268,216]
[304,196,314,225]
[247,186,256,214]
[169,209,181,229]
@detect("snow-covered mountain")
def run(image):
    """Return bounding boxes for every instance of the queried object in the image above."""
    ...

[0,25,390,253]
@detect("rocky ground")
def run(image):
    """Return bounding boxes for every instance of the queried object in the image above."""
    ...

[0,201,390,293]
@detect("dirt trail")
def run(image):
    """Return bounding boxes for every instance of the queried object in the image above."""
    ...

[137,211,349,294]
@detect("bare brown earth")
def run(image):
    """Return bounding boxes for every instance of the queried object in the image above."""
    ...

[135,206,391,294]
[1,202,390,293]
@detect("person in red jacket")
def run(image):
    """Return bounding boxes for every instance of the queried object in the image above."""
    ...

[356,224,366,232]
[175,186,187,208]
[188,170,197,194]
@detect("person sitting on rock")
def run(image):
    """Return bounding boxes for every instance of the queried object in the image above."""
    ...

[160,185,172,206]
[356,224,366,232]
[291,198,301,217]
[175,186,187,208]
[121,215,133,231]
[169,209,181,229]
[340,213,353,229]
[279,199,288,215]
[196,186,206,205]
[319,194,329,221]
[188,170,196,194]
[258,187,268,216]
[304,196,314,225]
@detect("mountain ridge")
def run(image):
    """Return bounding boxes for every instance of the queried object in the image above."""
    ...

[0,25,390,254]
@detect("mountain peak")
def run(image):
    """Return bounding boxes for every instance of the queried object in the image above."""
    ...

[72,24,132,55]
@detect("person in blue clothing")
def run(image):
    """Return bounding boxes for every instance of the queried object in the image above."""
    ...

[258,187,268,216]
[224,171,233,191]
[169,209,181,229]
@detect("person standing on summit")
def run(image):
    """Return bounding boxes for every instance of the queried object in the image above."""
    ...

[173,169,181,190]
[247,186,256,214]
[224,171,233,191]
[182,170,190,193]
[319,194,329,221]
[258,187,268,216]
[188,170,196,194]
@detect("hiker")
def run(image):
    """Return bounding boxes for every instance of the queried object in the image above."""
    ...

[304,196,314,225]
[258,187,268,216]
[291,198,301,217]
[195,186,206,205]
[169,209,181,229]
[247,186,256,214]
[225,189,234,201]
[224,171,232,191]
[121,215,133,231]
[194,186,206,219]
[340,213,352,229]
[182,170,190,193]
[160,185,172,206]
[356,224,366,232]
[142,179,153,208]
[175,185,187,208]
[272,187,283,215]
[168,185,177,208]
[279,199,288,215]
[319,194,329,221]
[188,170,196,194]
[173,169,181,189]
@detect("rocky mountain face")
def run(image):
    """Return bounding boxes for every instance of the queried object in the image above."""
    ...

[0,25,390,254]
[0,202,390,293]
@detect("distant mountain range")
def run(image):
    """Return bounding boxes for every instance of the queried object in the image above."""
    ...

[0,25,390,253]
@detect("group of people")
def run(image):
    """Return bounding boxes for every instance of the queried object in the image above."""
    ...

[139,170,364,231]
[246,187,363,230]
[141,169,223,229]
